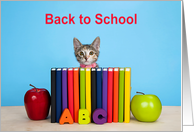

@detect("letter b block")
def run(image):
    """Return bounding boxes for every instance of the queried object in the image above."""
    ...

[78,109,90,124]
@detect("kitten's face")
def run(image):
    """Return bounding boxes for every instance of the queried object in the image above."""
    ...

[73,37,100,65]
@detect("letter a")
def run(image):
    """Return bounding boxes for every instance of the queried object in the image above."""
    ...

[59,108,73,124]
[78,109,90,124]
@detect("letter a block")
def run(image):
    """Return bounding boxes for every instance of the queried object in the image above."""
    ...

[93,109,107,124]
[59,108,73,124]
[78,109,90,124]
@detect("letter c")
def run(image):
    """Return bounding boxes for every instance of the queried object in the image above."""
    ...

[93,109,107,124]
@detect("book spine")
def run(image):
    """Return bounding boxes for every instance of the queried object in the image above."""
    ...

[96,68,102,108]
[80,68,86,109]
[124,67,131,123]
[62,68,68,111]
[56,68,62,123]
[102,68,108,122]
[118,68,125,122]
[91,68,97,123]
[73,68,79,123]
[51,68,56,123]
[113,67,119,122]
[107,68,113,123]
[86,68,91,121]
[68,68,74,120]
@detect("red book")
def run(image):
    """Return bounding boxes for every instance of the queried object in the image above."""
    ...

[73,68,79,123]
[68,68,74,120]
[113,67,119,122]
[107,67,113,123]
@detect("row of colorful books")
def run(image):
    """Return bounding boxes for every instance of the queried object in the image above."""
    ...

[51,67,131,123]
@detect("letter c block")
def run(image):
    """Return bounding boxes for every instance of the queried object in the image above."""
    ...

[93,109,107,124]
[78,109,90,124]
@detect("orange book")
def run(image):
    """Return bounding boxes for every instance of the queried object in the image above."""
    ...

[113,67,119,122]
[74,68,79,123]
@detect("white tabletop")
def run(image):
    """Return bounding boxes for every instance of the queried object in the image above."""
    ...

[1,106,181,131]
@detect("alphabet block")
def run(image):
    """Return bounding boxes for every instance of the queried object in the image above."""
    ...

[78,109,90,124]
[93,109,107,124]
[59,108,73,125]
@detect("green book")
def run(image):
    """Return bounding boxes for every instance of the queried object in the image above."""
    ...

[119,68,125,122]
[80,68,86,109]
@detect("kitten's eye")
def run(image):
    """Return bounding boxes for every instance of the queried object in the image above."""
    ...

[80,52,84,56]
[89,51,94,55]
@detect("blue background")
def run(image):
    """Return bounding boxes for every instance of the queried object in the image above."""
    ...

[1,1,181,106]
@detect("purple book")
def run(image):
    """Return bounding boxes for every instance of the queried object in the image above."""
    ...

[62,68,68,111]
[102,68,108,121]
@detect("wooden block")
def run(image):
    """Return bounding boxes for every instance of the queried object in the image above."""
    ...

[78,109,90,124]
[59,108,73,125]
[93,109,107,125]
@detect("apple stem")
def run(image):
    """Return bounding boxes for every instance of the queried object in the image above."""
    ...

[136,91,145,95]
[30,84,37,92]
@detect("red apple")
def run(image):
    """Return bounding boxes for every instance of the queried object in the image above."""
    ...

[24,84,51,120]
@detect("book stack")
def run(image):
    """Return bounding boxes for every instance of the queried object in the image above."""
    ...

[51,67,131,124]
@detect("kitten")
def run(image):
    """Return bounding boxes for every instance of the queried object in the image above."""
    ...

[73,37,100,68]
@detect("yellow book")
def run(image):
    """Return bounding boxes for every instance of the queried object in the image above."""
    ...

[124,67,131,123]
[86,68,91,121]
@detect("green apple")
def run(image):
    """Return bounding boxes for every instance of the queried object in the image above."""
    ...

[131,92,162,122]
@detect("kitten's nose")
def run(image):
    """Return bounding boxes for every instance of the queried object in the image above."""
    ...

[85,57,88,61]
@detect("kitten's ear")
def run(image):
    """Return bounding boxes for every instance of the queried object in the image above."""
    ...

[73,37,82,51]
[91,37,100,51]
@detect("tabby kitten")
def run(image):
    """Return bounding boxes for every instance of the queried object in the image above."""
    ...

[73,37,100,68]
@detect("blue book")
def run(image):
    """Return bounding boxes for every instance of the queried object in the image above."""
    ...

[96,68,102,108]
[56,68,62,123]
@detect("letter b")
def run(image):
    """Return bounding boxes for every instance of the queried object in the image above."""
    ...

[78,109,90,124]
[45,14,53,24]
